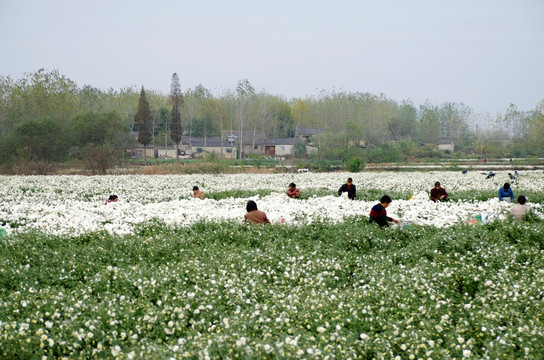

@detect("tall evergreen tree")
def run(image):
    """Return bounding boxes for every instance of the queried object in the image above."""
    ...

[169,73,183,158]
[134,86,152,158]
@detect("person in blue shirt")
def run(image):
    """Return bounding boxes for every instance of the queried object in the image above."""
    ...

[498,182,514,202]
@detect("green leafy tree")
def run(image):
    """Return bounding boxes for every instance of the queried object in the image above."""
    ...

[69,112,128,174]
[346,156,365,172]
[134,87,152,158]
[71,112,127,146]
[272,98,295,138]
[345,121,363,147]
[294,142,307,158]
[0,69,79,134]
[291,99,313,129]
[417,102,440,145]
[527,100,544,155]
[169,73,184,158]
[13,118,67,174]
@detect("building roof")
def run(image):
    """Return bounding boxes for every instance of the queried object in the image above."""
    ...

[181,136,302,147]
[221,130,267,143]
[295,127,325,136]
[182,136,229,148]
[438,138,455,145]
[263,138,303,145]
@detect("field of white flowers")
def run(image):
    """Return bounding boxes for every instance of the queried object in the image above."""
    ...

[1,171,544,359]
[1,171,543,236]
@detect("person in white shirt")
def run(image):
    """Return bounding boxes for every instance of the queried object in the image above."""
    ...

[510,195,531,220]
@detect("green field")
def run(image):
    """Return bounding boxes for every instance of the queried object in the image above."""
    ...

[1,217,544,359]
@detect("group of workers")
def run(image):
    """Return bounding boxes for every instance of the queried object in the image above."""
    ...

[427,180,531,221]
[104,175,533,226]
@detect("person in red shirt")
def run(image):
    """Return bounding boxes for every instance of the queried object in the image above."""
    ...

[338,178,356,200]
[244,200,271,225]
[430,182,448,202]
[286,183,300,198]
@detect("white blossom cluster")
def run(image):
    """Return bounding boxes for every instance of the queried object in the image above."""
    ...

[1,171,542,235]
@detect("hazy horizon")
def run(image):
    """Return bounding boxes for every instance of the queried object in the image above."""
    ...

[1,0,543,115]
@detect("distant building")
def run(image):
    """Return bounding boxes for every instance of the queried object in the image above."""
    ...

[127,128,320,159]
[387,135,412,144]
[295,127,325,141]
[181,136,236,158]
[437,138,455,152]
[261,138,303,157]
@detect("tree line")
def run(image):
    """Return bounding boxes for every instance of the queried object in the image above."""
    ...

[1,69,543,174]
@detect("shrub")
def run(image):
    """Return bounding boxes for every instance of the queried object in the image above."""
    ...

[346,156,365,172]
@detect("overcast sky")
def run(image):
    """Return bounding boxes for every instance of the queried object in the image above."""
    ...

[1,0,543,115]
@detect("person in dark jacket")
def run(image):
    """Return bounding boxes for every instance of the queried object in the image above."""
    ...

[430,182,448,202]
[338,178,356,200]
[369,195,398,227]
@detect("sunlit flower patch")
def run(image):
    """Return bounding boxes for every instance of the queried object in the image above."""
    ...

[0,171,542,235]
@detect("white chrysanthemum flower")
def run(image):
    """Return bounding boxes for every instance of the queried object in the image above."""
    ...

[111,345,122,357]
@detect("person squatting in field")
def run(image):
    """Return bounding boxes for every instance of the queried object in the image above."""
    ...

[338,178,356,200]
[193,186,205,200]
[369,195,399,227]
[244,200,270,225]
[286,183,300,198]
[430,182,449,202]
[105,194,118,205]
[498,182,514,202]
[510,195,531,220]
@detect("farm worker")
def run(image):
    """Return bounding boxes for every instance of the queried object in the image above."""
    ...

[286,183,300,198]
[244,200,271,225]
[0,227,8,238]
[510,195,531,220]
[498,182,514,202]
[508,172,516,180]
[105,194,118,205]
[430,182,448,202]
[369,195,399,227]
[193,186,205,200]
[338,177,356,200]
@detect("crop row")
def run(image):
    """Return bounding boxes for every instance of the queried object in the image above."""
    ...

[1,219,543,359]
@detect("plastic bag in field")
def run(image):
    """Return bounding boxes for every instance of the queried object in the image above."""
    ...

[399,220,414,230]
[466,212,489,225]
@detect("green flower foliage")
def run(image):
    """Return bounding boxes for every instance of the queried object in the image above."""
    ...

[1,219,544,358]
